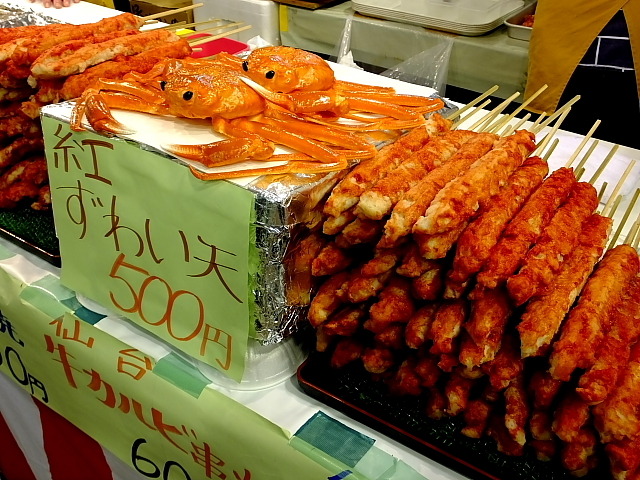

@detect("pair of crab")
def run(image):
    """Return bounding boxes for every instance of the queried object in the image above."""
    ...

[71,46,445,180]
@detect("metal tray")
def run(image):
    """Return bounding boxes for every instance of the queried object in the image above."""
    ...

[297,353,608,480]
[0,207,60,266]
[504,1,536,41]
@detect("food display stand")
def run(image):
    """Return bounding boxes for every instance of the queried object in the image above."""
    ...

[1,2,640,480]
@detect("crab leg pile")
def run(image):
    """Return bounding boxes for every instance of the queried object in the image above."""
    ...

[303,108,640,478]
[0,14,193,210]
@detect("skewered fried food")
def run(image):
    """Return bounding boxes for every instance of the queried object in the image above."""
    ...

[577,277,640,404]
[504,374,529,446]
[379,132,498,248]
[362,346,395,374]
[414,353,443,387]
[446,155,549,286]
[506,181,599,305]
[0,115,41,141]
[414,222,467,260]
[548,244,639,381]
[461,397,493,438]
[593,341,640,443]
[411,260,445,300]
[528,370,564,410]
[552,391,591,442]
[322,304,367,337]
[1,13,145,65]
[286,231,326,305]
[311,241,350,277]
[35,38,193,103]
[388,357,423,396]
[477,167,577,289]
[395,243,436,277]
[31,29,183,80]
[404,304,437,349]
[308,271,350,327]
[517,214,612,358]
[375,323,405,350]
[560,427,599,476]
[364,276,415,333]
[330,337,364,368]
[444,368,475,415]
[462,286,512,366]
[481,332,523,392]
[30,184,51,211]
[356,130,477,221]
[336,217,383,246]
[322,115,451,218]
[0,136,44,170]
[429,299,467,355]
[413,129,536,236]
[605,436,640,480]
[487,413,525,456]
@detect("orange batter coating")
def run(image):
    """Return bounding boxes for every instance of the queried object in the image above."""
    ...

[330,337,364,368]
[481,333,523,391]
[444,368,476,416]
[404,304,437,349]
[0,136,44,171]
[414,223,467,260]
[322,115,451,218]
[504,374,530,446]
[593,341,640,443]
[552,391,591,443]
[477,167,577,289]
[559,427,599,476]
[364,276,415,333]
[577,277,640,404]
[446,155,549,285]
[463,286,512,366]
[506,181,599,305]
[413,129,537,236]
[379,132,497,248]
[548,244,640,381]
[605,436,640,480]
[429,299,467,355]
[335,217,383,247]
[361,346,395,374]
[308,271,350,327]
[461,398,493,438]
[517,214,612,358]
[411,261,445,301]
[311,241,351,277]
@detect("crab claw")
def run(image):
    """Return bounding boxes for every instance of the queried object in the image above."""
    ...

[71,92,135,135]
[164,136,275,168]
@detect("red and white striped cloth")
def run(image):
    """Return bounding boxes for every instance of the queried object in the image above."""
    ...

[0,372,145,480]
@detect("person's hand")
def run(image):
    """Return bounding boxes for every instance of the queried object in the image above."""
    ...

[29,0,81,8]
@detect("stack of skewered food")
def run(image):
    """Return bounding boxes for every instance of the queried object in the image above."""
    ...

[0,12,193,210]
[306,108,640,478]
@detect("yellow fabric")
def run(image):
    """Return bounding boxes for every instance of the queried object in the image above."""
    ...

[524,0,640,113]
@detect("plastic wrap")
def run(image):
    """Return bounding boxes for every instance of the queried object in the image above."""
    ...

[328,7,454,95]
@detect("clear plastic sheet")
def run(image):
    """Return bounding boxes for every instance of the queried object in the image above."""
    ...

[328,7,454,95]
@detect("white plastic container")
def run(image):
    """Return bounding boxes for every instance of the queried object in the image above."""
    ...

[193,0,281,46]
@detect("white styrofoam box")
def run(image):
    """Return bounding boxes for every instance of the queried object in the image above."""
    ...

[194,0,281,46]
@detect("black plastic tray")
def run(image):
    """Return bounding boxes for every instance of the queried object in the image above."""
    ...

[297,353,608,480]
[0,206,60,266]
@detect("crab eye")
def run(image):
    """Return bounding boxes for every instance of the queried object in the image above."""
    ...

[160,81,166,90]
[242,61,249,72]
[265,70,275,79]
[183,91,194,101]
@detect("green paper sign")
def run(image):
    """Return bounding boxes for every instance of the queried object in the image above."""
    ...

[41,116,254,381]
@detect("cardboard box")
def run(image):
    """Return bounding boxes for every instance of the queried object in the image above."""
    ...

[129,0,194,25]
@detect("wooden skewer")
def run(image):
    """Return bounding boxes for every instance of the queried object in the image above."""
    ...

[609,188,640,249]
[541,137,560,162]
[575,166,586,180]
[169,18,227,31]
[142,2,204,22]
[486,84,548,133]
[563,120,601,168]
[531,106,571,157]
[606,194,623,219]
[625,215,640,246]
[474,91,522,132]
[530,111,547,131]
[501,113,531,136]
[531,95,580,134]
[163,21,186,29]
[445,85,499,120]
[451,99,491,129]
[633,219,640,250]
[573,139,599,177]
[587,143,619,184]
[185,21,246,37]
[188,25,253,46]
[597,182,608,202]
[602,158,637,216]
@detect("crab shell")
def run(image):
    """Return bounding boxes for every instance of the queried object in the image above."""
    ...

[242,45,336,94]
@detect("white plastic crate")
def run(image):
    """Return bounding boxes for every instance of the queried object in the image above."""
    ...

[193,0,281,46]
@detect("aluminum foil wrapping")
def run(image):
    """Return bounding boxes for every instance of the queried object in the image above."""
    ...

[246,102,457,345]
[0,2,60,27]
[247,170,345,345]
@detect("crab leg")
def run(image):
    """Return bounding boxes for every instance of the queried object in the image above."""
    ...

[188,157,348,181]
